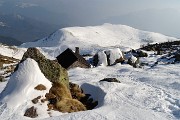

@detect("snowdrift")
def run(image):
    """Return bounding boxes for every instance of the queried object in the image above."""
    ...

[21,24,178,57]
[0,58,52,118]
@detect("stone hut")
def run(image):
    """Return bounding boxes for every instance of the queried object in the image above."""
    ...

[56,47,91,69]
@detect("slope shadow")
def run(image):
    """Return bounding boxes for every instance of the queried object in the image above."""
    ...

[172,110,180,119]
[81,83,106,108]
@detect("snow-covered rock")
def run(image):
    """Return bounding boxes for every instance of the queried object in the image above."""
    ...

[97,51,108,66]
[94,48,124,66]
[0,58,51,116]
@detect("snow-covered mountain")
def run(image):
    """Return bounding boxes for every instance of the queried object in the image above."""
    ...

[21,24,178,57]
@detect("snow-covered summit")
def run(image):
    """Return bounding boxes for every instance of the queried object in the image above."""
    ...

[21,24,178,57]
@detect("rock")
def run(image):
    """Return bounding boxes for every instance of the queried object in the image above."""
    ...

[21,47,69,88]
[93,48,124,66]
[41,98,47,103]
[127,55,140,68]
[24,106,38,118]
[34,84,46,91]
[131,49,148,57]
[32,96,41,104]
[174,52,180,62]
[0,76,5,82]
[100,78,120,83]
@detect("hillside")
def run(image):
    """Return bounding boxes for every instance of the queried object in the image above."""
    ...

[21,24,178,57]
[0,36,22,46]
[0,13,59,42]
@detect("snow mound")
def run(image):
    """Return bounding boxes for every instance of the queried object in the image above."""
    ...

[0,58,51,111]
[97,48,123,66]
[21,24,178,57]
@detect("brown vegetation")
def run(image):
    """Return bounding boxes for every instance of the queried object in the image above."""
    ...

[34,84,46,91]
[55,98,86,113]
[49,82,72,100]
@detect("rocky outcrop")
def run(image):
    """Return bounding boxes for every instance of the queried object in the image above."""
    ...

[21,47,69,88]
[93,48,124,66]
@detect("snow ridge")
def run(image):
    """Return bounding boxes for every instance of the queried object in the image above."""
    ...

[21,24,178,58]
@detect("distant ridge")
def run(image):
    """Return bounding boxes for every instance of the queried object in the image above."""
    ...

[21,24,178,57]
[0,35,22,46]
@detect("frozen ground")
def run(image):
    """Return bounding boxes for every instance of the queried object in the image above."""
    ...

[0,56,179,120]
[0,24,179,120]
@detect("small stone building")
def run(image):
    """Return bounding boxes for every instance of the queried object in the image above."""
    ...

[56,47,91,69]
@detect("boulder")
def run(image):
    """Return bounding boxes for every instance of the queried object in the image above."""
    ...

[174,52,180,62]
[100,78,120,83]
[0,76,4,82]
[21,47,69,88]
[24,106,38,118]
[93,48,124,66]
[32,96,41,104]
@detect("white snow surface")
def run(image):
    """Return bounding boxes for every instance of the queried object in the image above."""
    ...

[0,44,26,59]
[0,59,179,120]
[21,23,178,58]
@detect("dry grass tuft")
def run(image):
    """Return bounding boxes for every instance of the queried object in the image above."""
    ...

[34,84,46,91]
[49,82,72,100]
[55,98,86,113]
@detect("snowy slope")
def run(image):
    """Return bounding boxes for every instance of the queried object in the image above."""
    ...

[0,44,26,59]
[1,62,179,120]
[21,24,178,57]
